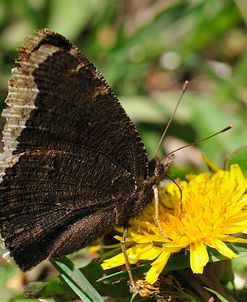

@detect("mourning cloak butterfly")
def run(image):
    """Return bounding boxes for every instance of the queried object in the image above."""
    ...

[0,29,173,271]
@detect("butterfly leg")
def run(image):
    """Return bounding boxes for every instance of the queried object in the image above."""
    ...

[153,185,169,240]
[120,226,138,293]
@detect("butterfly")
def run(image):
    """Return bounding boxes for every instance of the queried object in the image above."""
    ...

[0,29,173,271]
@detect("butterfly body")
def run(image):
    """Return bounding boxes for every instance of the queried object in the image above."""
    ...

[0,29,172,271]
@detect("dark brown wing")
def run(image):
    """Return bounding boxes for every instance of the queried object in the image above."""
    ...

[0,29,151,270]
[7,28,149,179]
[0,149,137,270]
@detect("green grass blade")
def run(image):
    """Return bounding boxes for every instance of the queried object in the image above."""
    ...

[204,287,230,302]
[51,257,104,302]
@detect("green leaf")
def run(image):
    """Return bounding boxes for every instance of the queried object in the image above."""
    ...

[24,279,74,300]
[51,257,104,302]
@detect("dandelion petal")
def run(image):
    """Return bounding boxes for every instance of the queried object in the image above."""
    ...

[209,238,237,259]
[190,241,208,274]
[146,251,170,284]
[101,253,125,270]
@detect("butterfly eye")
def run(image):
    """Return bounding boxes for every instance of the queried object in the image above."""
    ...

[153,153,175,180]
[161,153,175,172]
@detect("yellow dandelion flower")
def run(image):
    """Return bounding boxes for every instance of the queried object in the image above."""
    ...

[101,164,247,284]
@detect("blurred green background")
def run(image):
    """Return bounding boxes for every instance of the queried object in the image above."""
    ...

[0,0,246,301]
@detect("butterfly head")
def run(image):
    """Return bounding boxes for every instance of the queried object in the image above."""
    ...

[153,153,175,182]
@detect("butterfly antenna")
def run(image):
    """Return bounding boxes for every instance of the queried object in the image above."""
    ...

[166,125,233,157]
[153,81,189,158]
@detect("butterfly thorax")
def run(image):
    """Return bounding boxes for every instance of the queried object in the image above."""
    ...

[128,153,175,221]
